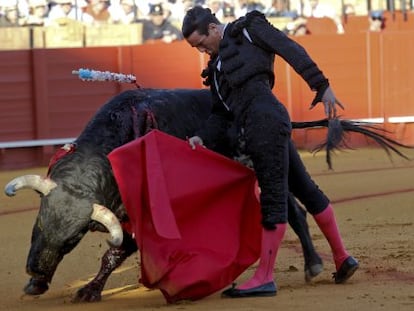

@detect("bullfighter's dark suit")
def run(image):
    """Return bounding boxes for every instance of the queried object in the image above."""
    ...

[197,11,330,228]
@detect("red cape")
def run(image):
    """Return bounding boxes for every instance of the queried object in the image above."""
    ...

[108,130,262,303]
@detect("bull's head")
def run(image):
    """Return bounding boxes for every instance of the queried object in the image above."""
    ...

[4,175,123,295]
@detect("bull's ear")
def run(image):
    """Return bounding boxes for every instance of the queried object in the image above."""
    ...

[114,203,129,222]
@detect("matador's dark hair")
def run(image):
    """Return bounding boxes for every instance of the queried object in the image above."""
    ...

[182,6,221,38]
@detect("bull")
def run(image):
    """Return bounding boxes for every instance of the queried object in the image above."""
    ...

[4,87,408,302]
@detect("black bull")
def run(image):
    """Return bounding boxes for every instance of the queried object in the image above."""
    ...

[4,88,408,302]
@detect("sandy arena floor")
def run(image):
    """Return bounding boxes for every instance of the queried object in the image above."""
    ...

[1,147,413,311]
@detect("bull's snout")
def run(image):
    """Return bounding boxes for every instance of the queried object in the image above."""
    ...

[25,232,61,296]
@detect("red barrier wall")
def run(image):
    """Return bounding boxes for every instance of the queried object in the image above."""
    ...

[1,31,414,169]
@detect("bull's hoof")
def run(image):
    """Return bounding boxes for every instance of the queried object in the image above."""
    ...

[24,278,49,295]
[304,254,324,283]
[72,284,103,303]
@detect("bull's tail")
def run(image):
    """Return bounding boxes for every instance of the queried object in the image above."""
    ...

[291,118,414,169]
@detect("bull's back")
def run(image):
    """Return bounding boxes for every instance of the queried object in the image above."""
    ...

[76,88,212,153]
[144,88,212,139]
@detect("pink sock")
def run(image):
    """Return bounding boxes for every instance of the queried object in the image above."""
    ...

[237,223,287,290]
[313,204,349,270]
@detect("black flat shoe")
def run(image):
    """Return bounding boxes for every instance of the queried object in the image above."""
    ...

[221,281,277,298]
[333,256,359,284]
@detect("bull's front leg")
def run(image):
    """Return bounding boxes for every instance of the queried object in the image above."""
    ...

[73,233,138,302]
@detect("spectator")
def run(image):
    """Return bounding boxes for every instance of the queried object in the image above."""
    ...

[265,0,297,18]
[108,0,137,24]
[234,0,265,18]
[24,0,50,26]
[264,0,308,37]
[369,9,385,32]
[0,0,22,26]
[17,0,29,18]
[302,0,344,34]
[134,0,149,19]
[343,2,355,16]
[285,16,310,36]
[206,0,224,21]
[163,0,185,24]
[142,3,183,43]
[160,0,197,25]
[48,0,88,23]
[222,3,235,22]
[342,0,367,16]
[181,0,197,19]
[83,0,112,24]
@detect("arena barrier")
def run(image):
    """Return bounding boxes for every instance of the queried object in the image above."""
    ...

[1,29,413,169]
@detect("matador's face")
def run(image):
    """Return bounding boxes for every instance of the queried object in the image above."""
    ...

[185,23,222,57]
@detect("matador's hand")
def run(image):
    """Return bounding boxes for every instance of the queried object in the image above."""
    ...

[188,136,204,150]
[310,85,345,119]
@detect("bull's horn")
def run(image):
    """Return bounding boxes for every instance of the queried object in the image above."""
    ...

[91,203,123,247]
[4,175,57,197]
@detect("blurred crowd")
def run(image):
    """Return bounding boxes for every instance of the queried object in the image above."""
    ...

[1,0,413,43]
